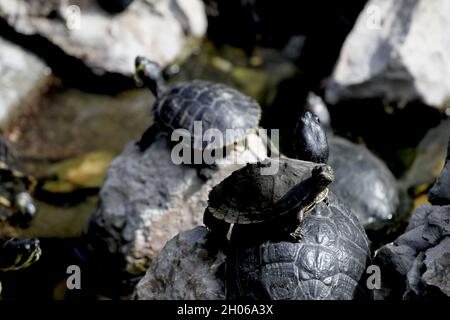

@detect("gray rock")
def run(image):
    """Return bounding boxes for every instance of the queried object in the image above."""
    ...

[0,37,51,127]
[0,0,207,88]
[326,0,450,108]
[374,203,450,299]
[404,252,425,299]
[134,226,225,300]
[429,139,450,205]
[422,237,450,296]
[86,132,268,276]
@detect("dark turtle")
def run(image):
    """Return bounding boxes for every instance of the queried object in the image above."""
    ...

[0,238,41,272]
[226,193,371,300]
[203,157,371,300]
[0,137,37,228]
[204,158,334,243]
[293,111,400,229]
[134,56,261,179]
[0,137,40,296]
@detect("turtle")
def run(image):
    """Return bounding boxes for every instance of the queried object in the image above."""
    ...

[134,56,261,180]
[0,137,37,228]
[0,137,41,296]
[202,158,371,300]
[293,111,400,229]
[204,158,334,244]
[227,193,371,300]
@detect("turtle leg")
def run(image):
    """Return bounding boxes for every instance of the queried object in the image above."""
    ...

[196,162,219,181]
[203,208,230,253]
[136,124,161,152]
[289,210,306,241]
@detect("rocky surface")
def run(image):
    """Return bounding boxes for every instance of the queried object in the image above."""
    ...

[85,132,269,278]
[326,0,450,108]
[0,0,207,91]
[134,226,225,300]
[374,141,450,299]
[0,37,51,127]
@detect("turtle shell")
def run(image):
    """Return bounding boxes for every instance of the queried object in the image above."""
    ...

[154,80,261,149]
[226,192,372,300]
[207,158,329,224]
[328,136,399,227]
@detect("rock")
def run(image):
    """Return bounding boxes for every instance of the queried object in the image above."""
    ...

[373,203,450,299]
[134,226,225,300]
[402,118,450,197]
[326,0,450,108]
[429,139,450,205]
[0,37,51,127]
[422,237,450,296]
[84,132,269,294]
[0,0,207,91]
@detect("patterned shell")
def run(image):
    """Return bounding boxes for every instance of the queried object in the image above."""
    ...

[207,158,327,224]
[154,81,261,148]
[226,193,372,300]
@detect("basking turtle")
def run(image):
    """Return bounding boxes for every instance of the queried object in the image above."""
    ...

[0,137,37,228]
[134,56,261,179]
[203,158,371,300]
[204,158,334,242]
[293,111,400,229]
[0,137,41,295]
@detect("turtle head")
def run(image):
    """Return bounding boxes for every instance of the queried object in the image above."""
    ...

[134,56,166,97]
[311,165,334,190]
[0,237,41,271]
[293,111,329,164]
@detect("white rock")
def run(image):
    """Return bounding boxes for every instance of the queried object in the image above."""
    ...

[0,37,51,127]
[0,0,207,78]
[326,0,450,107]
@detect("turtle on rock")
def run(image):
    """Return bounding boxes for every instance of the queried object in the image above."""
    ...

[134,56,262,180]
[0,137,41,295]
[294,111,400,230]
[203,157,371,300]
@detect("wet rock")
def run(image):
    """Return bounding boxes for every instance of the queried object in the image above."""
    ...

[85,132,268,294]
[326,0,450,108]
[0,37,51,127]
[0,0,207,91]
[134,226,225,300]
[402,118,450,197]
[374,204,450,299]
[421,237,450,297]
[429,139,450,205]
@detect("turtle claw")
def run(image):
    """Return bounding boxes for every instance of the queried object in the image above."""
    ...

[290,227,304,242]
